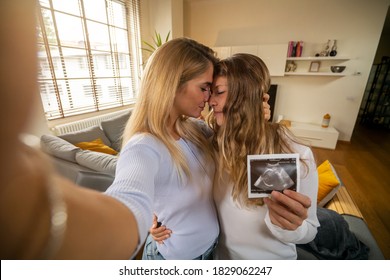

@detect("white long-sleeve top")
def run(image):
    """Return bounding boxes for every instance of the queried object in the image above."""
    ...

[213,142,319,260]
[105,133,219,259]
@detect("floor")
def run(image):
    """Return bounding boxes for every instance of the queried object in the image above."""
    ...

[311,123,390,259]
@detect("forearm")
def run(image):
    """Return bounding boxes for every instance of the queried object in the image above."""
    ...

[55,176,139,259]
[264,208,318,244]
[0,145,139,260]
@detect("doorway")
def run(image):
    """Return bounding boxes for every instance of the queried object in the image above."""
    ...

[358,6,390,130]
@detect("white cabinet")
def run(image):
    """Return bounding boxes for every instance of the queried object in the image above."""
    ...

[285,56,350,76]
[288,122,339,150]
[213,44,288,77]
[213,46,231,59]
[259,44,288,77]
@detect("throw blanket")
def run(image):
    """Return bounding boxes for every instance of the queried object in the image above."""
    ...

[297,208,369,259]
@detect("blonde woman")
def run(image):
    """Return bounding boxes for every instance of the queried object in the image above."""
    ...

[209,53,319,259]
[1,4,219,259]
[105,37,220,260]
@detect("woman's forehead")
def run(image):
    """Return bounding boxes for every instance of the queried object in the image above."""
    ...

[212,76,227,86]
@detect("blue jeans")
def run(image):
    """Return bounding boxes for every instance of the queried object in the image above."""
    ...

[142,234,217,260]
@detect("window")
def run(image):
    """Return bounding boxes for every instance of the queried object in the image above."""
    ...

[37,0,142,120]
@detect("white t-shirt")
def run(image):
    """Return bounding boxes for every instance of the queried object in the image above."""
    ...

[105,133,219,259]
[213,142,320,260]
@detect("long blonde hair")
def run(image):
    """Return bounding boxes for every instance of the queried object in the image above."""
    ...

[208,53,307,206]
[122,37,218,178]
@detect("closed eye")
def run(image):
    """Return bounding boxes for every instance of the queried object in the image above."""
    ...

[210,89,225,96]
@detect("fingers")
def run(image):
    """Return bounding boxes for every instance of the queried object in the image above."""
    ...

[263,93,271,121]
[264,190,311,230]
[263,104,271,121]
[150,226,172,243]
[264,195,302,230]
[263,93,270,102]
[151,214,158,228]
[283,189,312,209]
[149,215,172,244]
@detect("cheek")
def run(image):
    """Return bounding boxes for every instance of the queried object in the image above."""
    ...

[216,114,225,126]
[184,93,201,109]
[220,95,227,108]
[181,88,202,105]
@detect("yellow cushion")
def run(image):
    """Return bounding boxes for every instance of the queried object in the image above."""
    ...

[75,138,118,155]
[317,160,340,206]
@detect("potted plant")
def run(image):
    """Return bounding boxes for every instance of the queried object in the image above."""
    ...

[142,30,171,54]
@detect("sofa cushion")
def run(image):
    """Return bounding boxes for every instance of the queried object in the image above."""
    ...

[59,125,111,147]
[75,150,118,175]
[100,111,131,151]
[75,138,118,155]
[317,160,341,207]
[40,134,81,163]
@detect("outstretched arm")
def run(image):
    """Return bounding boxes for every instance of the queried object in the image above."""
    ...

[0,0,143,260]
[1,143,141,260]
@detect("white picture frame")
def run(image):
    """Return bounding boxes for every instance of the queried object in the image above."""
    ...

[247,153,300,198]
[309,61,321,72]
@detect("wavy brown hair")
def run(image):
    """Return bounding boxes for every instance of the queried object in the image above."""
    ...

[208,53,308,206]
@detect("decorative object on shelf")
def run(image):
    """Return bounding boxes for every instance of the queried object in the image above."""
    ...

[322,113,331,128]
[330,40,338,57]
[285,61,297,72]
[309,61,321,72]
[287,40,303,57]
[279,119,291,127]
[317,40,331,57]
[330,66,346,73]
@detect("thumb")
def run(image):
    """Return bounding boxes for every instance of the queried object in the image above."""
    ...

[152,214,158,228]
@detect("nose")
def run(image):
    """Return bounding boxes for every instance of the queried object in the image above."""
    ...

[203,88,211,102]
[208,93,216,106]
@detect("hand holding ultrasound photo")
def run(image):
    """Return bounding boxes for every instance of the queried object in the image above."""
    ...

[248,154,299,198]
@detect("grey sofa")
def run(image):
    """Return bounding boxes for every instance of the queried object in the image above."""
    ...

[40,109,384,260]
[40,110,131,188]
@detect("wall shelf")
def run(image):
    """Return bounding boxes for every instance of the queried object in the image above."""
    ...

[286,56,350,61]
[284,72,346,76]
[285,56,350,76]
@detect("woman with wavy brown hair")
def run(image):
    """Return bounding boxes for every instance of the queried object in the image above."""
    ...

[208,53,319,259]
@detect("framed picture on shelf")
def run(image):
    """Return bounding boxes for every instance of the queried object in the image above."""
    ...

[309,61,321,72]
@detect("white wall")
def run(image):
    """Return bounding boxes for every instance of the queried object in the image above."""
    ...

[140,0,183,44]
[182,0,389,141]
[30,0,389,141]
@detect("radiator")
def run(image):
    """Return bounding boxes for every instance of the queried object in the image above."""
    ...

[52,109,131,135]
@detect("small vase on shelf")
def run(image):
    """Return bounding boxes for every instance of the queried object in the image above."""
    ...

[329,40,337,57]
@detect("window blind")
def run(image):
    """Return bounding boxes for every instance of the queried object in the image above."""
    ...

[37,0,142,119]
